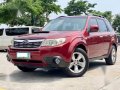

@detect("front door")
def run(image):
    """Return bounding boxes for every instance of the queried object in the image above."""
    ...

[86,18,103,58]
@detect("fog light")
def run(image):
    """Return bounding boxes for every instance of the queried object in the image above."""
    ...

[54,57,61,64]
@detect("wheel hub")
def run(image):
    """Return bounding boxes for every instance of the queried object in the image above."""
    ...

[111,48,116,63]
[69,52,86,73]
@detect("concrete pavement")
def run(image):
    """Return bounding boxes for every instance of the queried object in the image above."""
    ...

[0,47,120,90]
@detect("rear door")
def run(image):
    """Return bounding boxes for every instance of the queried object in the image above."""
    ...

[105,19,116,53]
[97,18,111,55]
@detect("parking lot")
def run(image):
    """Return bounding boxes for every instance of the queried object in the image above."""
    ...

[0,47,120,90]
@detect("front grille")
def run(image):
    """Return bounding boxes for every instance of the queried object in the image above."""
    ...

[14,39,43,48]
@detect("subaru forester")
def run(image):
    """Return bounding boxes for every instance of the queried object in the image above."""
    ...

[7,16,117,77]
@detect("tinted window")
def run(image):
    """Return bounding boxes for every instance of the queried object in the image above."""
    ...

[32,28,41,33]
[43,17,87,31]
[88,18,98,29]
[89,18,98,26]
[0,29,3,36]
[6,28,29,36]
[97,19,108,32]
[105,20,114,32]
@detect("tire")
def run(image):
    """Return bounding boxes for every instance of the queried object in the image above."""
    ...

[17,66,36,72]
[105,46,117,65]
[65,48,89,77]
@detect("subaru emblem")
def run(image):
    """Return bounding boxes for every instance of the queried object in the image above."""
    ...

[23,40,29,44]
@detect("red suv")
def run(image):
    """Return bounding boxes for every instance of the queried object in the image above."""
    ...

[7,16,117,77]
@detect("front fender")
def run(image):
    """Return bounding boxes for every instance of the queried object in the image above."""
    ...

[67,37,88,62]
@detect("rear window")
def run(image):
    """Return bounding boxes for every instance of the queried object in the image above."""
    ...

[32,28,41,33]
[105,20,114,32]
[0,29,3,36]
[5,28,29,36]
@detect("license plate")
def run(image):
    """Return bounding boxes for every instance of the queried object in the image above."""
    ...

[17,52,30,59]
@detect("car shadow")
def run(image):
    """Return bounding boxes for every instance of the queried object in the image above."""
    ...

[89,61,106,70]
[9,68,66,83]
[0,50,7,53]
[89,60,107,74]
[8,60,107,83]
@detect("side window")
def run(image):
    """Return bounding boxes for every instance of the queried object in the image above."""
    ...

[97,19,108,32]
[32,28,41,33]
[6,28,29,36]
[0,29,3,36]
[88,18,98,32]
[105,20,114,32]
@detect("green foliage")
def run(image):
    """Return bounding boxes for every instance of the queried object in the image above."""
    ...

[90,10,103,16]
[64,0,96,16]
[92,11,113,22]
[91,10,113,22]
[103,11,112,22]
[41,0,62,22]
[0,0,62,26]
[113,14,120,32]
[0,2,17,23]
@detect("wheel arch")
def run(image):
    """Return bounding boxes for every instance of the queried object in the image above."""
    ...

[75,44,87,53]
[112,43,117,51]
[108,42,117,57]
[67,38,88,62]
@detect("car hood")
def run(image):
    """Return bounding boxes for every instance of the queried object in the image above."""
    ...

[15,31,82,40]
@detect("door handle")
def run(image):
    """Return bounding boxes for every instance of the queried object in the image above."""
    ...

[99,36,103,38]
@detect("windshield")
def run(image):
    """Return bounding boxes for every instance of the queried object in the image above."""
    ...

[43,17,87,31]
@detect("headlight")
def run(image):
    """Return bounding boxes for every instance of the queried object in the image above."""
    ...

[41,38,66,46]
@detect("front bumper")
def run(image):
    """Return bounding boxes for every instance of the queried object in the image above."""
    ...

[7,55,69,68]
[7,45,71,68]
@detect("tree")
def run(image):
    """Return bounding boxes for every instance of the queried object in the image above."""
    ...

[41,0,62,22]
[0,0,62,26]
[0,0,43,25]
[90,10,103,16]
[64,0,96,16]
[102,11,112,22]
[113,14,120,32]
[91,10,113,22]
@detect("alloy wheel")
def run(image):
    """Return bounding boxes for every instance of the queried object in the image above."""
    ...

[69,52,86,73]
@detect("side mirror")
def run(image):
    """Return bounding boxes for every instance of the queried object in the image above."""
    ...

[90,25,99,32]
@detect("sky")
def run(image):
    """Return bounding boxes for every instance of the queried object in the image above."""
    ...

[0,0,120,19]
[50,0,120,19]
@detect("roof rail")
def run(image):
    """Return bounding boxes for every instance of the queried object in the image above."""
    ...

[87,13,105,18]
[92,14,105,18]
[97,15,105,18]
